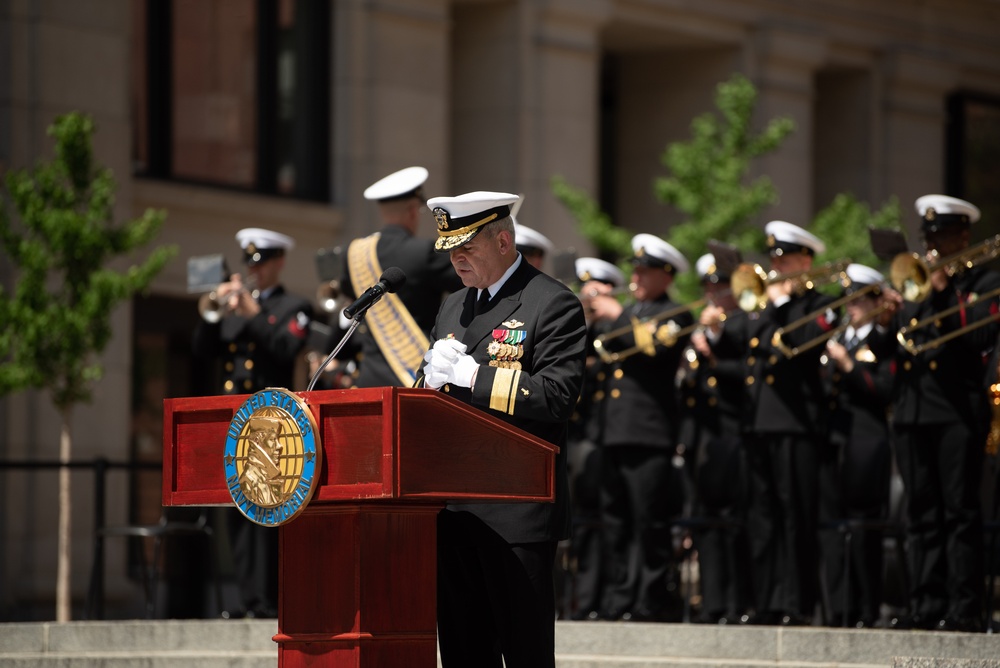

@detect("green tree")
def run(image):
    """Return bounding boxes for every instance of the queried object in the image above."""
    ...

[550,175,633,275]
[0,112,176,621]
[552,74,795,301]
[809,193,903,272]
[656,73,794,300]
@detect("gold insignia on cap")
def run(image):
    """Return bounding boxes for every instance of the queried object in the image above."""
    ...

[925,207,936,221]
[247,243,257,254]
[433,208,449,231]
[767,234,776,247]
[707,263,717,275]
[502,319,524,328]
[581,271,592,281]
[636,247,646,257]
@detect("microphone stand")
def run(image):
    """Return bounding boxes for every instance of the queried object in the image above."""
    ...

[305,314,365,392]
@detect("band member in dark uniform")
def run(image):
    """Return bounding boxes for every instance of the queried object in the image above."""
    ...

[818,263,894,628]
[586,234,692,622]
[417,191,587,667]
[705,221,838,626]
[192,227,313,618]
[335,166,462,388]
[872,195,1000,632]
[682,250,754,624]
[570,257,627,620]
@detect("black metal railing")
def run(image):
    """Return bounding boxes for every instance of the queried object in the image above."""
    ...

[0,457,160,620]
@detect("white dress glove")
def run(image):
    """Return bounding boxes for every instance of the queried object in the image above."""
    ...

[423,338,477,389]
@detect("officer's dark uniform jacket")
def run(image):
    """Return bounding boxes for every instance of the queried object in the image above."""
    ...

[824,326,894,449]
[340,225,463,388]
[679,309,748,449]
[870,265,1000,427]
[718,288,839,434]
[597,295,694,449]
[419,259,587,544]
[193,285,312,393]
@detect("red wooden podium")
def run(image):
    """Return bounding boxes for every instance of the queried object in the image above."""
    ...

[162,386,558,667]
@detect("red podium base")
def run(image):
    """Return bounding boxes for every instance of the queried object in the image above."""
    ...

[163,387,557,667]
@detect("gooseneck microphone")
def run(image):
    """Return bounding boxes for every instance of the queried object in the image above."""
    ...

[342,267,407,319]
[306,267,408,393]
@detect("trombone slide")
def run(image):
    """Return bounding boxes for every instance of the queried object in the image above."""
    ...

[895,285,1000,355]
[591,300,703,363]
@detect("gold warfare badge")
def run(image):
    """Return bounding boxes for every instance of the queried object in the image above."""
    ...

[224,388,321,527]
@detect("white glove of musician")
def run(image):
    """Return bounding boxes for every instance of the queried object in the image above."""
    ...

[423,338,478,389]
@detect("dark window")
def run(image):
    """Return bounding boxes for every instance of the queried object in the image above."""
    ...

[946,92,1000,242]
[132,0,330,201]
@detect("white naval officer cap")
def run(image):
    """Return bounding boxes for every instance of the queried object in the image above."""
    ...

[630,233,690,274]
[363,166,429,202]
[765,220,826,257]
[915,194,980,234]
[575,257,626,288]
[514,222,555,256]
[235,227,295,266]
[428,191,519,252]
[843,263,885,295]
[695,253,732,284]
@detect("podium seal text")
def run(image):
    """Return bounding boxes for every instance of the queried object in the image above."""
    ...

[223,387,321,527]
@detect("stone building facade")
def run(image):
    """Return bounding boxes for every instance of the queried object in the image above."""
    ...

[1,0,998,619]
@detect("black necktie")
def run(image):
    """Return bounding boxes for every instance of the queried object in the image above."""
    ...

[475,289,491,316]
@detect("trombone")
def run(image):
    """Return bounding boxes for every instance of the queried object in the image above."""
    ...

[591,300,707,363]
[895,286,1000,355]
[770,283,890,358]
[198,275,258,323]
[730,259,853,313]
[890,234,1000,302]
[888,235,1000,354]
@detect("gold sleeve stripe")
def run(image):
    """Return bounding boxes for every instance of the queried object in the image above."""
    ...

[490,368,522,415]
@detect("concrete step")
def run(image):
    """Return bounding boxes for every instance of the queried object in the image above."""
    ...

[1,619,998,668]
[0,619,276,668]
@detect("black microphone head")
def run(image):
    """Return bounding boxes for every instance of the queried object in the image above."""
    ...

[380,267,407,293]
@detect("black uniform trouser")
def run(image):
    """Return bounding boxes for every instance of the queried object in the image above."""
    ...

[226,508,279,616]
[746,432,820,617]
[894,422,985,622]
[437,510,557,668]
[693,434,753,618]
[568,441,604,618]
[818,436,891,624]
[599,446,683,619]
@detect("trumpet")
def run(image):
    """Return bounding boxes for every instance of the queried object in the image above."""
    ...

[198,275,258,323]
[592,300,705,363]
[889,234,1000,303]
[730,259,852,313]
[316,279,345,313]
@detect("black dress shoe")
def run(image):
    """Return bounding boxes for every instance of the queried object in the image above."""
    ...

[888,614,916,629]
[740,610,779,625]
[890,614,937,630]
[780,613,810,626]
[936,617,982,633]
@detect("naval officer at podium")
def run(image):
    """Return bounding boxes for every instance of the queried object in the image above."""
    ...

[418,191,587,668]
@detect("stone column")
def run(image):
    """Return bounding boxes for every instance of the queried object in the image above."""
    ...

[879,49,958,238]
[746,24,829,226]
[516,1,609,252]
[332,0,450,237]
